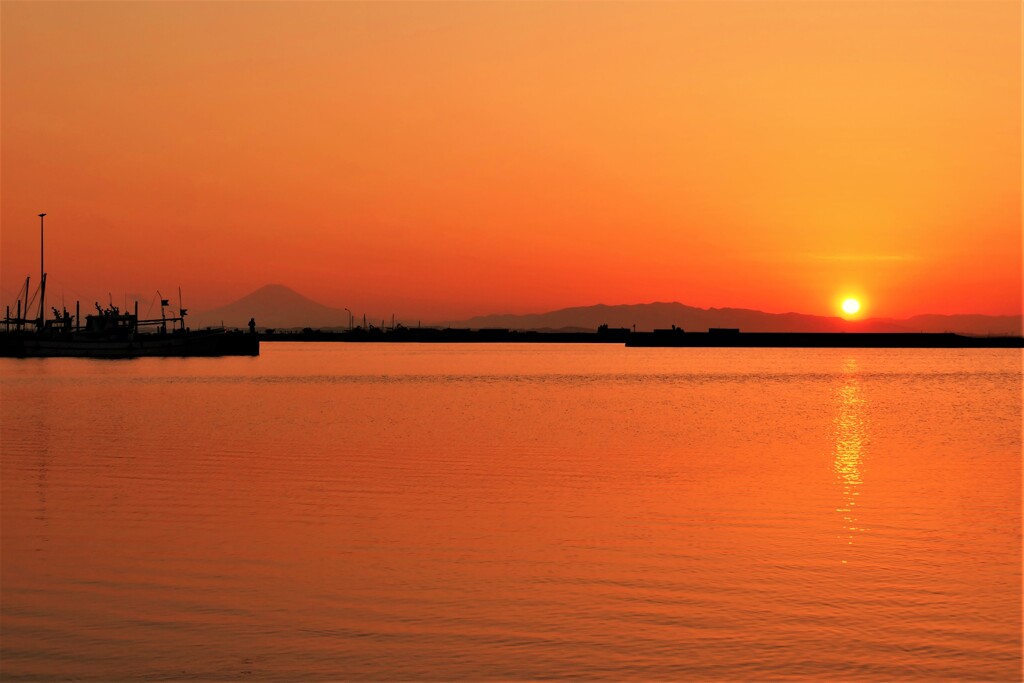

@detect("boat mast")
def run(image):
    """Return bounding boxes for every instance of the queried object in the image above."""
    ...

[22,276,30,332]
[178,287,185,332]
[38,213,47,331]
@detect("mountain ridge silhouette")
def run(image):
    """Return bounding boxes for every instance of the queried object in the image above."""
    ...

[193,285,1023,335]
[456,302,1022,335]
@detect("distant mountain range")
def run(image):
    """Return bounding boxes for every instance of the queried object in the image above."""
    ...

[193,284,1022,336]
[458,303,1023,336]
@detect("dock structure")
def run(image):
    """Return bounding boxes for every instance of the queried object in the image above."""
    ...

[254,327,1023,348]
[624,331,1024,349]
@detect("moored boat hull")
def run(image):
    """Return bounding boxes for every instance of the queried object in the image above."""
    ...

[0,329,258,358]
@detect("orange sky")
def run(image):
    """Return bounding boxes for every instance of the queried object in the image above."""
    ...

[2,1,1020,321]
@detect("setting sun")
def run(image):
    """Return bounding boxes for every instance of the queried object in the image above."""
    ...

[841,298,862,316]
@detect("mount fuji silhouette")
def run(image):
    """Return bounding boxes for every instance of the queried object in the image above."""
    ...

[192,285,347,330]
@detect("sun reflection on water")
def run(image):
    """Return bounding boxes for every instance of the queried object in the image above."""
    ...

[834,357,869,558]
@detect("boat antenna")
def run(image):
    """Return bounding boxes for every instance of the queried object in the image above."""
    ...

[38,213,46,329]
[21,276,30,329]
[39,214,46,288]
[178,286,188,331]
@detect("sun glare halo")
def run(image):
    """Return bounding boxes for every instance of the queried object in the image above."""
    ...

[841,298,861,316]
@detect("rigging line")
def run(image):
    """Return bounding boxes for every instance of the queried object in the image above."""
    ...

[24,280,42,314]
[41,275,88,306]
[7,278,30,308]
[145,290,160,319]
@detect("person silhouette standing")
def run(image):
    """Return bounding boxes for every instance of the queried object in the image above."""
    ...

[248,318,256,334]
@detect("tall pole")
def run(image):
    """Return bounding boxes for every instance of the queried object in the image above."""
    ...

[22,277,29,328]
[39,214,45,286]
[38,213,47,329]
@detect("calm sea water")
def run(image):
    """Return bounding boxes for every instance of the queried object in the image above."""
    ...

[1,344,1020,681]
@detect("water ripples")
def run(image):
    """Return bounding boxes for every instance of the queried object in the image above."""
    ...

[2,346,1020,680]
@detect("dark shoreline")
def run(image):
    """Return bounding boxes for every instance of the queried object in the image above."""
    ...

[258,329,1024,348]
[625,331,1024,348]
